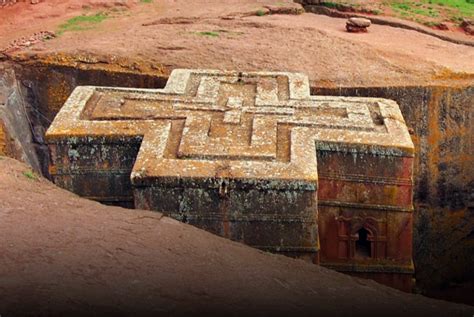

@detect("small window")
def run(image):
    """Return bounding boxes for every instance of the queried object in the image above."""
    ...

[355,228,371,259]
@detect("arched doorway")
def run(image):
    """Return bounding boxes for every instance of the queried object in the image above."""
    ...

[355,227,371,259]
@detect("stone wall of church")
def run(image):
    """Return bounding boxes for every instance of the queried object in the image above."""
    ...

[313,85,474,289]
[5,57,473,291]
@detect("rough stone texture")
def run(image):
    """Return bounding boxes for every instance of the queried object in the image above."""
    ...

[9,60,167,176]
[464,24,474,36]
[0,120,8,155]
[294,0,322,4]
[346,24,368,33]
[8,59,470,292]
[313,85,474,290]
[46,69,415,290]
[0,65,41,170]
[1,31,55,54]
[346,17,371,33]
[1,0,471,294]
[461,18,473,35]
[348,17,371,28]
[1,157,473,317]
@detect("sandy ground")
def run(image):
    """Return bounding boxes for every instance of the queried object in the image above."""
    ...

[0,156,473,316]
[1,0,473,87]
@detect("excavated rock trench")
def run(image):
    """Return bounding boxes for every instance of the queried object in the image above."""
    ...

[0,54,472,305]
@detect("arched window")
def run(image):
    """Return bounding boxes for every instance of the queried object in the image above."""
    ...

[355,227,371,259]
[337,216,387,260]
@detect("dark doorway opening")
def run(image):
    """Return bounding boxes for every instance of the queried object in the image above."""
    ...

[355,227,371,259]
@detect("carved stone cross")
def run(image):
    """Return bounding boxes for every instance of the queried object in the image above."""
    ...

[47,69,414,272]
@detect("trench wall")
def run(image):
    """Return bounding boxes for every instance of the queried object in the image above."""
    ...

[313,85,474,289]
[1,60,472,291]
[0,65,42,170]
[10,62,167,176]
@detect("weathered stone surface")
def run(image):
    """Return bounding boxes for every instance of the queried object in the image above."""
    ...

[312,85,474,291]
[348,17,372,28]
[460,18,473,34]
[264,4,305,15]
[346,18,371,33]
[0,121,7,155]
[461,19,473,27]
[46,69,415,289]
[464,24,474,35]
[0,65,42,170]
[346,24,368,33]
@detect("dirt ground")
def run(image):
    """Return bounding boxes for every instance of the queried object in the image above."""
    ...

[302,0,474,32]
[0,156,472,316]
[1,0,473,87]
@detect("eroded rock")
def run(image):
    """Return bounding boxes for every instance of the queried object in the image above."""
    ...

[346,17,371,33]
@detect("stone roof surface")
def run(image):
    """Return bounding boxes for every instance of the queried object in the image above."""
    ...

[46,69,414,188]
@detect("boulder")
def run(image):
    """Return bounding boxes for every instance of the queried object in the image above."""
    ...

[346,17,371,33]
[461,19,474,35]
[347,17,371,27]
[464,24,474,35]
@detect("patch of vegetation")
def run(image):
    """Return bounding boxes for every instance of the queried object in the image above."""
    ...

[320,1,340,9]
[57,12,108,35]
[195,31,220,37]
[389,0,473,25]
[450,14,465,23]
[193,29,244,38]
[425,0,474,15]
[256,9,267,16]
[140,0,153,3]
[23,170,37,181]
[317,0,472,26]
[423,20,442,26]
[391,2,412,11]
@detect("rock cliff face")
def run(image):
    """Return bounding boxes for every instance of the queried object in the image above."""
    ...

[1,56,473,295]
[0,65,42,170]
[313,85,474,290]
[0,121,7,155]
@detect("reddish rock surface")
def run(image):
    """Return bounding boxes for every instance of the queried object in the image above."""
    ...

[0,0,473,86]
[0,156,473,316]
[346,24,368,33]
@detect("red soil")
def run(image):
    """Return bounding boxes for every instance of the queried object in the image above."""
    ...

[1,0,473,87]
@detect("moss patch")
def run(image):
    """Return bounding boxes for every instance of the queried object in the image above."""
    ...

[57,12,109,35]
[195,31,220,37]
[193,30,244,38]
[23,170,38,181]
